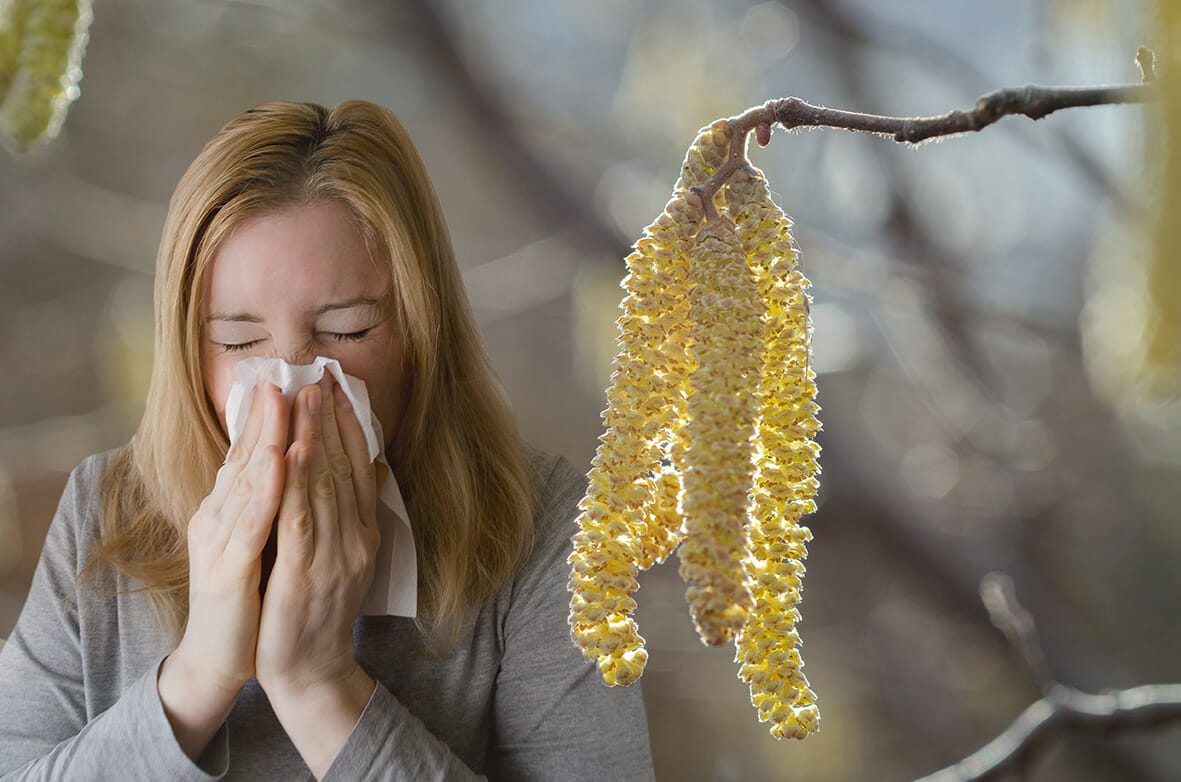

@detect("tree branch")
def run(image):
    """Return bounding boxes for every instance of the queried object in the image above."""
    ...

[791,0,1136,213]
[694,77,1154,215]
[916,684,1181,782]
[916,574,1181,782]
[769,84,1156,144]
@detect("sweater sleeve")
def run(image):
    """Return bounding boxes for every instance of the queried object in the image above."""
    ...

[0,455,228,781]
[489,455,656,782]
[321,682,484,781]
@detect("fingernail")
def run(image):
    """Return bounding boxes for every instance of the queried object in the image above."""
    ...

[308,385,321,415]
[334,384,352,411]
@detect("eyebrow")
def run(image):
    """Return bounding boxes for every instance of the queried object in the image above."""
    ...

[205,297,384,323]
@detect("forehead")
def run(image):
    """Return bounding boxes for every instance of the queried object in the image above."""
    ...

[203,200,388,312]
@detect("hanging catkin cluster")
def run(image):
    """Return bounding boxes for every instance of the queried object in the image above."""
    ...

[0,0,94,150]
[568,120,822,739]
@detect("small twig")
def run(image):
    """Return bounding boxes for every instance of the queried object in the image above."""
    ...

[1137,46,1157,83]
[793,0,1136,214]
[695,73,1155,210]
[979,572,1053,694]
[916,574,1181,782]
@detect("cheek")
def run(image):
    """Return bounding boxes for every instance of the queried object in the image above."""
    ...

[372,382,405,451]
[341,355,405,449]
[202,354,237,422]
[354,371,395,442]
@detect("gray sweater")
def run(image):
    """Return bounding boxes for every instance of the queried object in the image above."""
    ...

[0,449,655,781]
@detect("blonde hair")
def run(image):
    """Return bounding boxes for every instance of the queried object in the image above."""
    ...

[94,100,536,645]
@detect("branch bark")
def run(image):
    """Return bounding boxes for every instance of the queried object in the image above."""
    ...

[790,0,1134,211]
[766,84,1155,144]
[916,683,1181,782]
[916,574,1181,781]
[695,78,1154,220]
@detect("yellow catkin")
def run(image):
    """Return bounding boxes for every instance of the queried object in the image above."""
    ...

[0,0,93,150]
[1144,3,1181,397]
[570,120,823,741]
[628,194,698,571]
[678,214,763,647]
[725,168,822,739]
[567,220,674,686]
[0,0,25,104]
[637,120,731,570]
[568,122,728,686]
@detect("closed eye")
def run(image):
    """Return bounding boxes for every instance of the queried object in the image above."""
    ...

[214,328,373,353]
[218,340,263,353]
[326,328,373,343]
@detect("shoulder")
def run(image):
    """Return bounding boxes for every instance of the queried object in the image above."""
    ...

[71,448,121,490]
[66,448,121,514]
[49,448,123,554]
[521,443,586,529]
[507,443,585,593]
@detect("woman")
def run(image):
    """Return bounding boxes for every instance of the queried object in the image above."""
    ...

[0,100,654,780]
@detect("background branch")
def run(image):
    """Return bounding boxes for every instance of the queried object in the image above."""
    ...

[979,572,1054,694]
[917,575,1181,781]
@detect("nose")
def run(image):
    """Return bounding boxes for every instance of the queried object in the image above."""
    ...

[272,338,317,367]
[275,353,306,367]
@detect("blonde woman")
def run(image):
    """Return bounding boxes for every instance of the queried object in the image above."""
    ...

[0,101,654,780]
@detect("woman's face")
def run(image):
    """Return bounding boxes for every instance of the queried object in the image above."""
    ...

[200,199,406,451]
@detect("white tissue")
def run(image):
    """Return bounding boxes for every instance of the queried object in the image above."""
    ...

[224,356,417,618]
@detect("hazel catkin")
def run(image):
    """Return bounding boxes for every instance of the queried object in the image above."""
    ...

[568,119,821,740]
[568,122,728,685]
[0,0,93,150]
[678,215,761,647]
[725,167,822,740]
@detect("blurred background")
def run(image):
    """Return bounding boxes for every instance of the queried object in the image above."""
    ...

[2,0,1180,779]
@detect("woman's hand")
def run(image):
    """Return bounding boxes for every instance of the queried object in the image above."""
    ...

[256,376,382,778]
[159,381,289,760]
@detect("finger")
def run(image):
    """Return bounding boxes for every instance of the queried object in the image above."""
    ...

[225,381,268,464]
[330,385,375,526]
[256,381,290,459]
[273,442,313,574]
[222,444,284,567]
[320,380,363,536]
[210,384,282,516]
[302,382,341,552]
[210,380,271,507]
[217,436,286,545]
[290,382,316,444]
